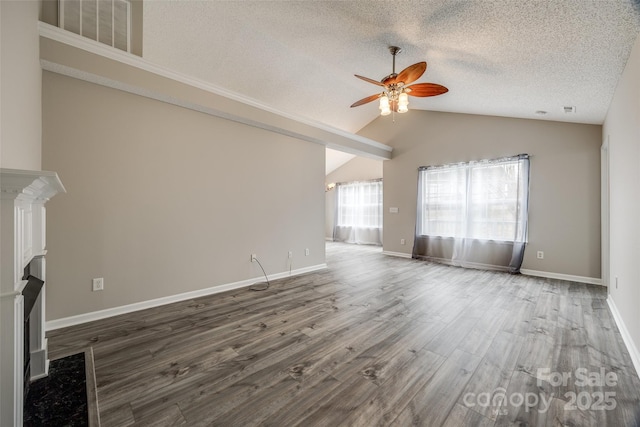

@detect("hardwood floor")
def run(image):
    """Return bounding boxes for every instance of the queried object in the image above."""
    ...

[47,242,640,426]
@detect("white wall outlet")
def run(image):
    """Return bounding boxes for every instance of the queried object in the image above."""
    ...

[536,251,544,259]
[92,277,104,291]
[305,248,310,256]
[288,251,293,259]
[251,254,257,262]
[400,239,406,245]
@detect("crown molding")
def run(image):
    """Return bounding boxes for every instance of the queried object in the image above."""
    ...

[38,23,392,159]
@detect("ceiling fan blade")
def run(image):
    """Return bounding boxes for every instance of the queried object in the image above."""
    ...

[350,93,382,108]
[405,83,449,97]
[395,62,427,85]
[354,74,385,87]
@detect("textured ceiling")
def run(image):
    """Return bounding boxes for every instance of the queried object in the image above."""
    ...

[143,0,640,172]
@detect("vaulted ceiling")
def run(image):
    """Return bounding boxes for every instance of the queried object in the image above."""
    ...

[142,1,640,173]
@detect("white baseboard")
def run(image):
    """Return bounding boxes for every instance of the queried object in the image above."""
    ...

[382,251,413,259]
[607,296,640,377]
[45,263,328,331]
[520,269,602,286]
[378,258,602,286]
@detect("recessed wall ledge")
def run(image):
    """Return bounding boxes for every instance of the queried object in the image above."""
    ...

[38,22,392,161]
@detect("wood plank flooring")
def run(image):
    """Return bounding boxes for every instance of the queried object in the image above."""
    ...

[47,242,640,426]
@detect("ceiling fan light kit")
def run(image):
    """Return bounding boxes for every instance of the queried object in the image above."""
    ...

[351,45,448,117]
[379,95,391,116]
[397,92,409,113]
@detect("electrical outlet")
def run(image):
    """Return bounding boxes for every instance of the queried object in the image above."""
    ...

[400,239,406,245]
[92,277,104,291]
[251,254,257,262]
[288,251,293,259]
[537,251,544,259]
[305,248,310,256]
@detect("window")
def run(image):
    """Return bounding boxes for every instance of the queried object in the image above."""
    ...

[336,180,383,228]
[414,155,530,272]
[334,180,383,245]
[417,155,528,242]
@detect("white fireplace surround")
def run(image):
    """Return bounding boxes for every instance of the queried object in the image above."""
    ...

[1,168,65,426]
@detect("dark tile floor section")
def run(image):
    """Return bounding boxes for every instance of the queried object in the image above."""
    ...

[24,352,88,427]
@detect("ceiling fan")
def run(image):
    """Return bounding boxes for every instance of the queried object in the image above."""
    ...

[350,46,448,116]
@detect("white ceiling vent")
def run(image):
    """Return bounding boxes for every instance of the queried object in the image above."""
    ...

[564,106,576,113]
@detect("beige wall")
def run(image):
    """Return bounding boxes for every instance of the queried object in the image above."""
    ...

[325,156,383,239]
[358,111,602,279]
[603,32,640,362]
[1,0,42,169]
[42,72,325,321]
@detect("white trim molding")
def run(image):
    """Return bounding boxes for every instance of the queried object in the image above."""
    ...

[46,263,328,331]
[1,169,65,427]
[382,251,413,259]
[38,23,392,161]
[607,296,640,377]
[520,269,602,286]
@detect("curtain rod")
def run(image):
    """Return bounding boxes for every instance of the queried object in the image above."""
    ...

[418,154,530,171]
[334,178,383,186]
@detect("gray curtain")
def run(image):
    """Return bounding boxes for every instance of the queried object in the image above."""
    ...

[412,154,530,273]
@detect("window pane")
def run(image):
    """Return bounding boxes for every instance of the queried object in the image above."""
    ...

[420,166,466,238]
[468,161,519,240]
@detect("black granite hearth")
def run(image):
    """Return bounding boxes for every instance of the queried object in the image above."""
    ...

[24,352,88,426]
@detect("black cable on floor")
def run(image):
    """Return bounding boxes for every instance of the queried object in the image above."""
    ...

[249,257,270,291]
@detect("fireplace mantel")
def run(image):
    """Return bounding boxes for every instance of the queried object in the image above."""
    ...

[1,168,65,426]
